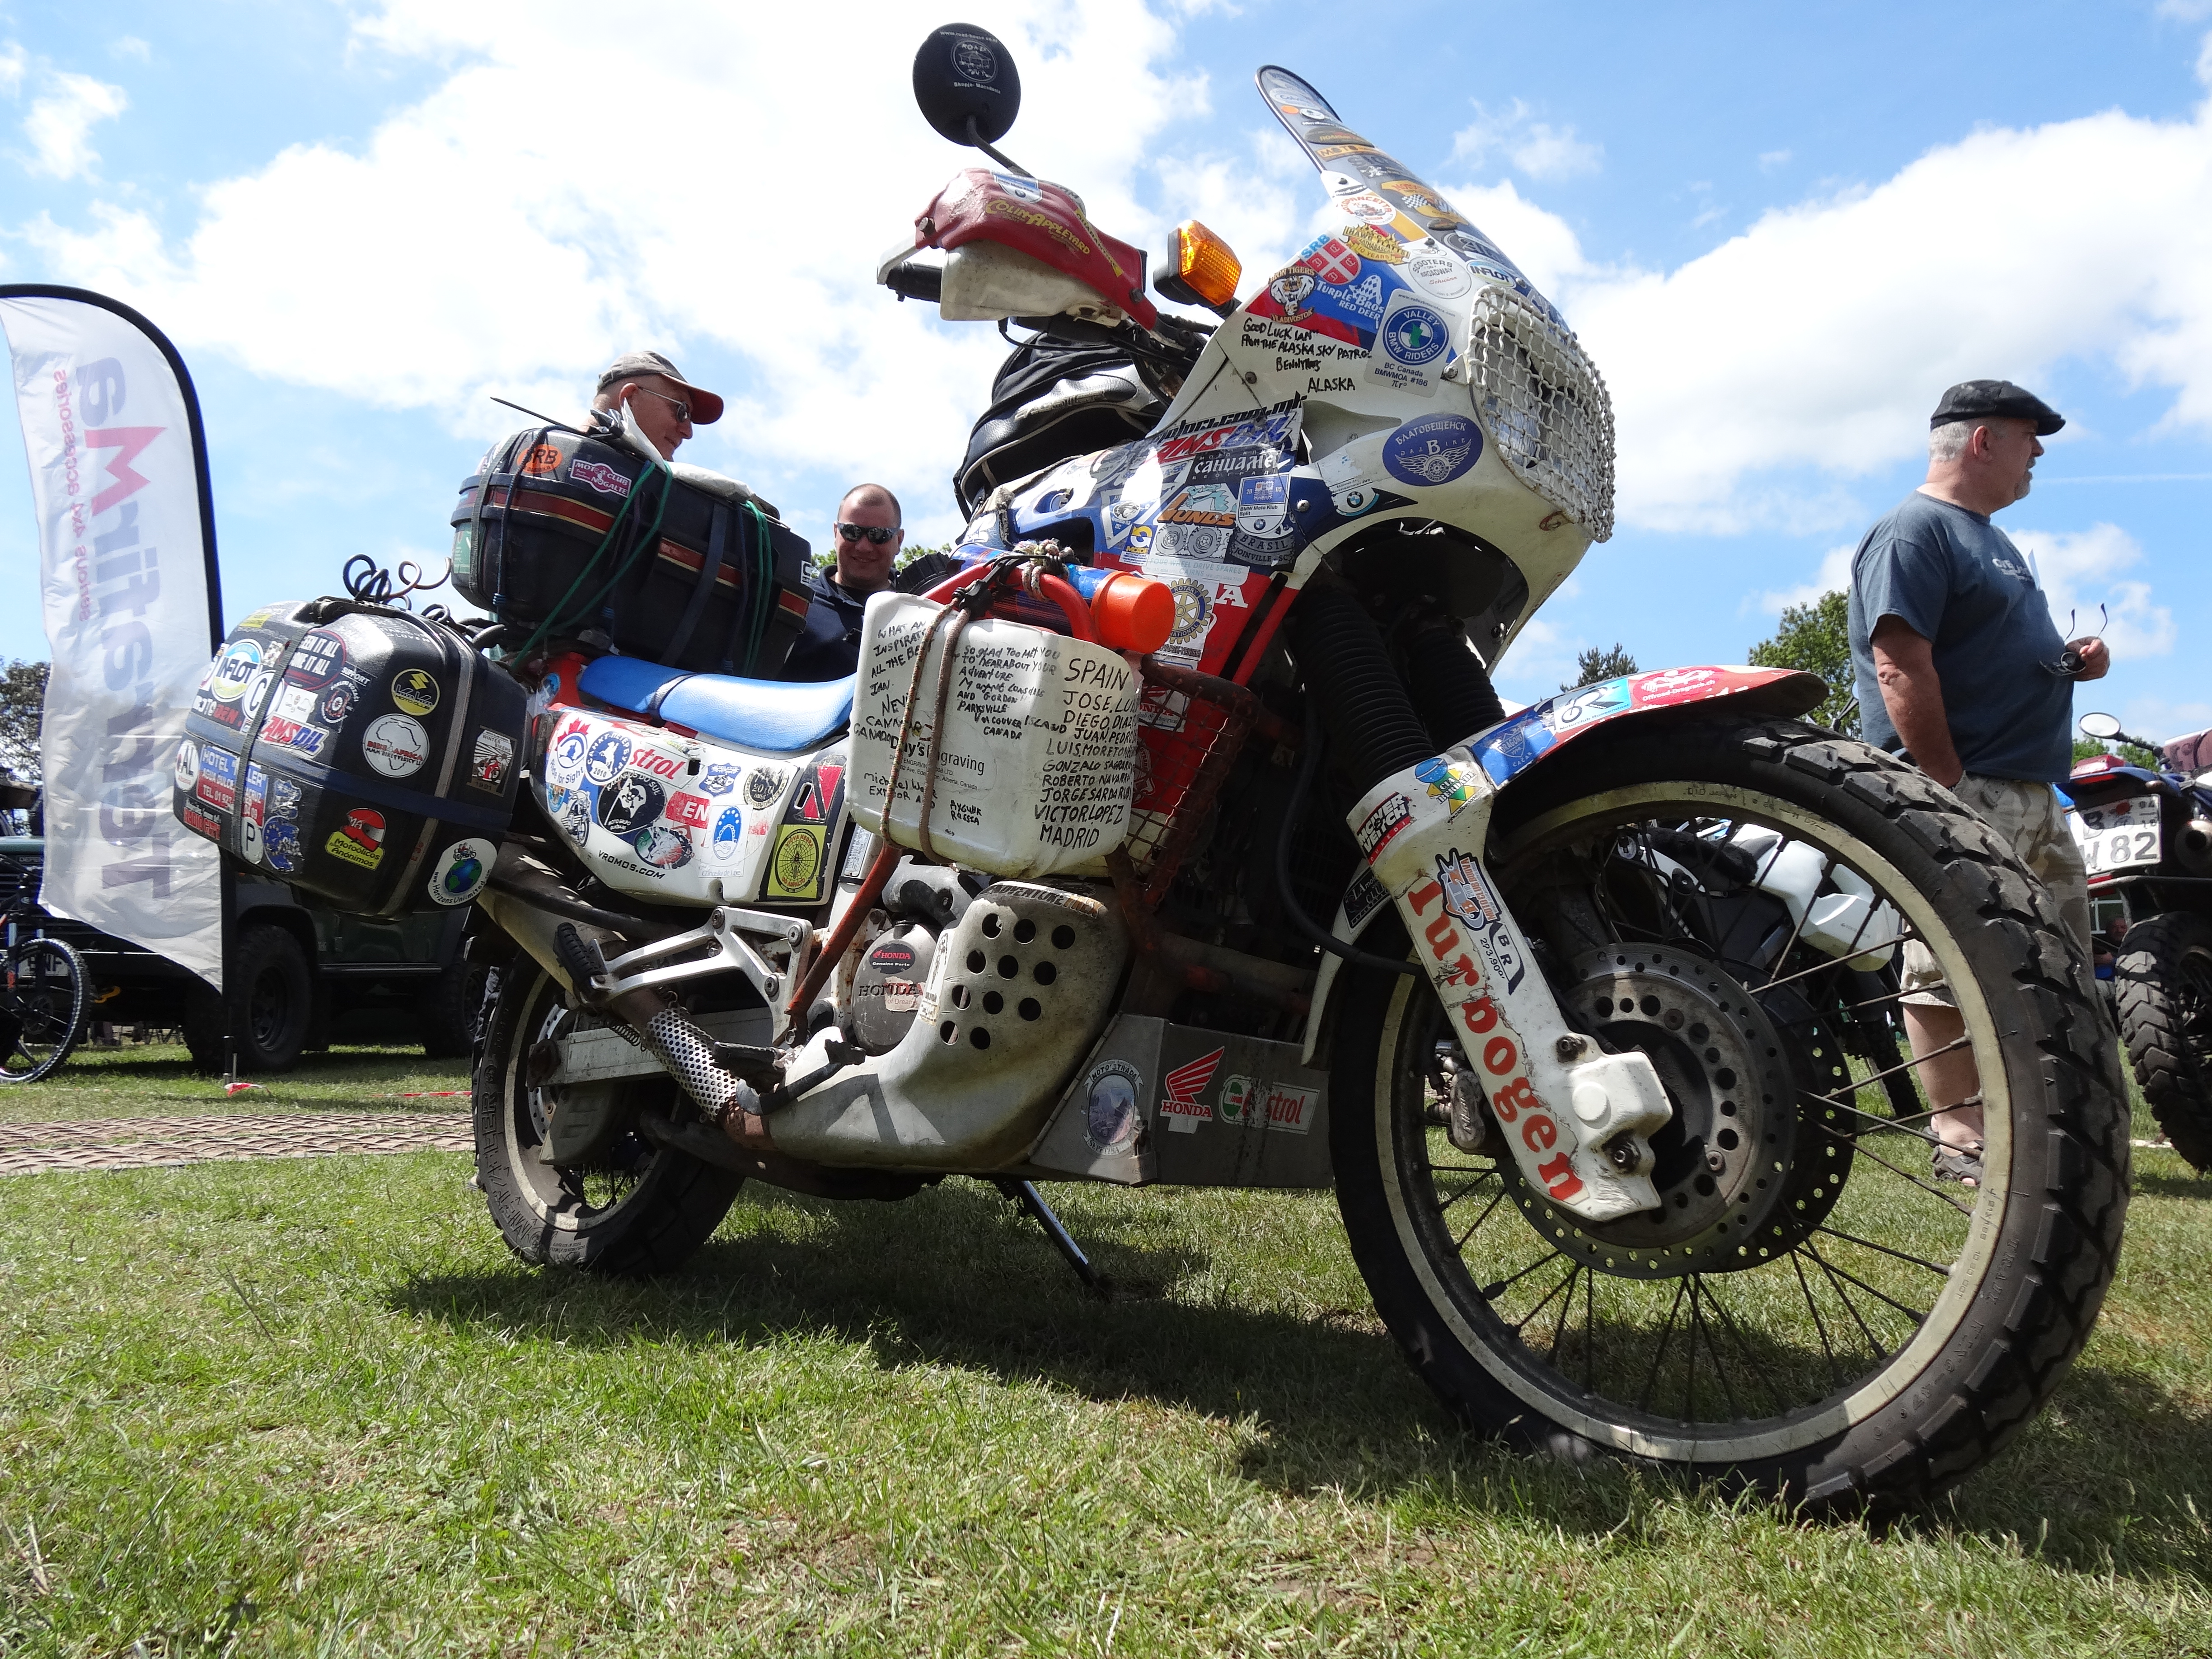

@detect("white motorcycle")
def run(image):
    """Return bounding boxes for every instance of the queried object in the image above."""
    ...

[181,26,2127,1513]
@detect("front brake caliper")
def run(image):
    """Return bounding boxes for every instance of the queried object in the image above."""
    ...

[1350,748,1670,1223]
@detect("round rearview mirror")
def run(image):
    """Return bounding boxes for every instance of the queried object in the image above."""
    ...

[2079,712,2123,740]
[913,22,1021,147]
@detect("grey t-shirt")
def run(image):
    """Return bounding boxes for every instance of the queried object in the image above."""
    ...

[1847,491,2071,781]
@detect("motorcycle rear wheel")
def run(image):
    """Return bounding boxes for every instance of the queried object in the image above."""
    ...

[473,961,742,1274]
[1328,716,2127,1511]
[2114,909,2212,1172]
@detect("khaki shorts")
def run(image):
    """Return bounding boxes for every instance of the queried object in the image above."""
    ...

[1901,774,2091,1008]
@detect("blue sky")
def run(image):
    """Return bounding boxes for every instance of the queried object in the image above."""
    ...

[2,0,2208,742]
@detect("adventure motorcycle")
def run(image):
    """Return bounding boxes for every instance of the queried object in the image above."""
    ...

[2066,712,2212,1169]
[174,26,2127,1512]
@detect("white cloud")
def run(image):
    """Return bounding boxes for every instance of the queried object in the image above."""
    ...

[1757,149,1791,172]
[22,70,127,179]
[1420,46,2212,536]
[2116,697,2212,747]
[1753,542,1855,614]
[2011,522,2175,660]
[2157,0,2212,20]
[0,44,25,99]
[17,1,1225,542]
[112,37,152,63]
[1450,99,1602,181]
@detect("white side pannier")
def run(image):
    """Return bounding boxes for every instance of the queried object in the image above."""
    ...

[849,592,1141,878]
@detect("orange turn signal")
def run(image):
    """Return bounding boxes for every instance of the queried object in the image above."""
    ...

[1154,219,1242,317]
[1090,572,1176,655]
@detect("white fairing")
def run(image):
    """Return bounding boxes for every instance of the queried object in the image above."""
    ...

[849,592,1142,879]
[535,706,844,909]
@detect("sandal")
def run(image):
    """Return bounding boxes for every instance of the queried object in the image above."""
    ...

[1931,1143,1984,1188]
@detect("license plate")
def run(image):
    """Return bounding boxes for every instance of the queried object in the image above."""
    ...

[2069,795,2163,873]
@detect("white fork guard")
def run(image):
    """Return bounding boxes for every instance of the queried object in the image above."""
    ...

[1345,750,1671,1224]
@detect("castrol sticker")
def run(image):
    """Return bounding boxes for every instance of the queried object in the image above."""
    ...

[1218,1076,1319,1134]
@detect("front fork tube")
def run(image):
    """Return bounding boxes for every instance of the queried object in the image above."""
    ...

[1350,751,1670,1224]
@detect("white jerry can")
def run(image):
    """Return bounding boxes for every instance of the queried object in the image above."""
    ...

[849,591,1142,879]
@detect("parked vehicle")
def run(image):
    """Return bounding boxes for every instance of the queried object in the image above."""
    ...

[175,31,2127,1512]
[2065,712,2212,1169]
[0,833,477,1073]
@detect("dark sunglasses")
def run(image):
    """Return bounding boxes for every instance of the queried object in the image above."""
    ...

[835,522,901,545]
[630,386,692,423]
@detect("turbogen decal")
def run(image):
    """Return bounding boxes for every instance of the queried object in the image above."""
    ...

[1404,876,1580,1203]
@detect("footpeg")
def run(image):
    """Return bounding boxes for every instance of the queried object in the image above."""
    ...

[553,923,609,1003]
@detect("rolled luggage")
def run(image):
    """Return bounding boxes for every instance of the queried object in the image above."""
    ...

[175,599,527,915]
[450,428,812,676]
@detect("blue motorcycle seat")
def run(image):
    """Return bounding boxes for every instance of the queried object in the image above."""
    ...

[660,673,854,753]
[578,655,854,752]
[577,656,691,718]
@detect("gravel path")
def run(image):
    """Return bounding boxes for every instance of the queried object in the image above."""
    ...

[0,1111,471,1175]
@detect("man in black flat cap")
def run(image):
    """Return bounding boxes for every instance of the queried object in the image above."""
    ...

[1847,379,2107,1189]
[589,350,725,462]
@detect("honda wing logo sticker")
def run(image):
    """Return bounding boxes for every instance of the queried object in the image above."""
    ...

[1158,1046,1224,1134]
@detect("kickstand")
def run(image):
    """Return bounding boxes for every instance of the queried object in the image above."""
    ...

[994,1178,1111,1299]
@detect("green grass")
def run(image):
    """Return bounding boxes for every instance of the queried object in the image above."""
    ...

[1,1055,2210,1654]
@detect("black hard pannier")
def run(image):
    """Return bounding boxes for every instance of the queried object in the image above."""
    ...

[451,429,811,676]
[175,599,528,916]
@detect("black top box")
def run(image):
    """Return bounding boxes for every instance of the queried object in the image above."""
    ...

[451,428,812,677]
[175,599,527,916]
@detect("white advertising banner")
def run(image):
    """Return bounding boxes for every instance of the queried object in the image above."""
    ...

[0,288,224,988]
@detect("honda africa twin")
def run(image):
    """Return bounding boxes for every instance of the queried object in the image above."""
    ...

[176,24,2127,1512]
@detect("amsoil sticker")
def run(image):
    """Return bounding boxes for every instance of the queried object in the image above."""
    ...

[361,713,431,779]
[325,807,387,869]
[428,837,494,906]
[391,668,441,717]
[767,823,823,900]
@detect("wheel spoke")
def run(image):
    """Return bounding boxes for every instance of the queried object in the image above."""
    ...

[1637,1278,1689,1411]
[1453,1185,1509,1251]
[1804,1243,1889,1362]
[1803,1113,1973,1216]
[1814,1224,1952,1277]
[1790,1248,1846,1390]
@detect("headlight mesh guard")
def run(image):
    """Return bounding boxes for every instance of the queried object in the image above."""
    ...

[1464,287,1616,543]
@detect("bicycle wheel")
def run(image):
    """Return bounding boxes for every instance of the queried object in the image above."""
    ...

[0,937,88,1082]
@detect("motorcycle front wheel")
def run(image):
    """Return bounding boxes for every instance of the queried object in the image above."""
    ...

[1328,716,2127,1511]
[473,961,743,1275]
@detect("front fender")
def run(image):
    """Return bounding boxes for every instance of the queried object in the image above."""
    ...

[1300,665,1825,1063]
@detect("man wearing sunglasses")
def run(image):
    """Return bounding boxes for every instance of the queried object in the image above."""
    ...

[589,351,723,461]
[784,484,906,681]
[1846,379,2109,1189]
